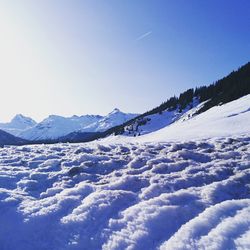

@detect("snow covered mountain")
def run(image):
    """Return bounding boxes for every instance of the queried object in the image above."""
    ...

[0,114,37,136]
[19,114,103,140]
[19,110,138,141]
[81,108,138,132]
[101,94,250,145]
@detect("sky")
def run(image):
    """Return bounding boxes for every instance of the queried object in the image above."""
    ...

[0,0,249,122]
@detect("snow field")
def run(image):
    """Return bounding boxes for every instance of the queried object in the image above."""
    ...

[0,135,249,250]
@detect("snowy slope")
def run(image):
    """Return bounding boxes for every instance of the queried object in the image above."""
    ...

[137,94,250,142]
[0,114,37,136]
[19,109,137,141]
[0,135,249,249]
[123,99,202,136]
[104,94,250,144]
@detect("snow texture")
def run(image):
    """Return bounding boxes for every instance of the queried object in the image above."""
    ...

[0,135,249,250]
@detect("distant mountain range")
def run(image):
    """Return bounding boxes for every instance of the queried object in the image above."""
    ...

[0,62,249,146]
[0,109,138,141]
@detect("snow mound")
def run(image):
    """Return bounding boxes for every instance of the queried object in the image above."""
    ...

[0,135,249,249]
[160,199,250,250]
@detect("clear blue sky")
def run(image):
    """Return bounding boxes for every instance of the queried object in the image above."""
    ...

[0,0,249,122]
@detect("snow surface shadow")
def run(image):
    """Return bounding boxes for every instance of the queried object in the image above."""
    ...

[0,136,249,250]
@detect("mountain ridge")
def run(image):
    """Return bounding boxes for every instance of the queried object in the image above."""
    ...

[17,109,138,141]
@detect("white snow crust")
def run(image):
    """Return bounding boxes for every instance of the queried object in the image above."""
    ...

[0,135,249,250]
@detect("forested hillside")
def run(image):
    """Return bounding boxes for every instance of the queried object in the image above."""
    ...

[105,62,250,136]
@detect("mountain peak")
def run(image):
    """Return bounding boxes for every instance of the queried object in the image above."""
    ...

[109,108,122,115]
[12,114,26,121]
[11,114,36,124]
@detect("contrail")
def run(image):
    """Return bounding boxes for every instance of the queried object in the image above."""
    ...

[136,31,152,41]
